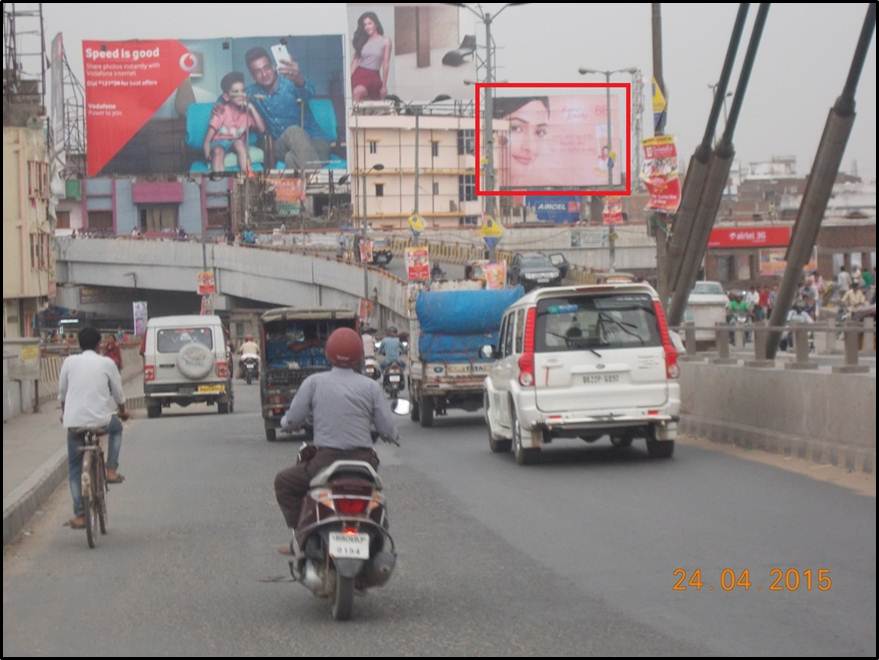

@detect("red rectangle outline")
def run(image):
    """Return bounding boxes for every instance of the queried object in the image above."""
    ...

[475,82,632,197]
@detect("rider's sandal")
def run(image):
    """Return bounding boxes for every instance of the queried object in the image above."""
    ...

[106,473,125,484]
[65,518,86,529]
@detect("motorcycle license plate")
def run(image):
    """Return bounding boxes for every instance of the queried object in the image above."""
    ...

[329,532,370,560]
[389,375,401,383]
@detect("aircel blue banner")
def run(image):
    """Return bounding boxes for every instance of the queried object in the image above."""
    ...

[525,196,580,223]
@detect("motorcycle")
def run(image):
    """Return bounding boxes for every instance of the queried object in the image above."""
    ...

[240,352,259,385]
[289,400,409,621]
[363,357,382,381]
[382,363,405,400]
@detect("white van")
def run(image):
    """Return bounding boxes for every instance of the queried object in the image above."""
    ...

[482,283,680,465]
[143,315,233,418]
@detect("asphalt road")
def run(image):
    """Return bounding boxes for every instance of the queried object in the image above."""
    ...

[4,383,875,656]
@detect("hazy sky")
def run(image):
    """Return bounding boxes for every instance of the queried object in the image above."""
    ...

[44,3,877,178]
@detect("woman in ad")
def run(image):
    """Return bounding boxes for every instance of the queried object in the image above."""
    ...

[351,12,392,101]
[495,97,551,188]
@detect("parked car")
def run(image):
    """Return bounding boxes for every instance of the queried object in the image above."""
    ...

[143,315,234,418]
[684,281,729,348]
[481,283,680,464]
[547,253,570,280]
[370,238,394,267]
[508,253,563,291]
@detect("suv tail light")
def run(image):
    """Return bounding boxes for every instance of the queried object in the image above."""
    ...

[652,301,679,380]
[144,364,156,382]
[216,361,230,378]
[518,307,537,387]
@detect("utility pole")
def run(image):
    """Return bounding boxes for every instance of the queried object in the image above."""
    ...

[651,2,670,302]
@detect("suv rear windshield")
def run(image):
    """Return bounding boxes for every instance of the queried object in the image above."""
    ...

[521,256,553,268]
[535,294,661,352]
[157,327,213,353]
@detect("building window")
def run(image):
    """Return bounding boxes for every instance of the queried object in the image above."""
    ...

[431,141,440,158]
[432,182,440,195]
[87,210,114,232]
[369,141,378,154]
[206,207,229,229]
[56,210,71,229]
[375,183,384,197]
[139,205,178,233]
[458,175,476,202]
[457,130,475,155]
[460,215,479,226]
[27,161,49,200]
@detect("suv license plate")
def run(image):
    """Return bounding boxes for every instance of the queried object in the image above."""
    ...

[582,374,620,385]
[329,532,370,559]
[197,384,225,393]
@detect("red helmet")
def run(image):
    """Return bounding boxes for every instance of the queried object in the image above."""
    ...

[325,328,364,368]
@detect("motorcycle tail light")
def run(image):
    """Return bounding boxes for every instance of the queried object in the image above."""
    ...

[336,498,369,516]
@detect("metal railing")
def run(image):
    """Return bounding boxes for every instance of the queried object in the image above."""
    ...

[673,319,876,374]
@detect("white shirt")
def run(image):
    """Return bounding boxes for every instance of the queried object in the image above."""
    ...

[58,350,126,428]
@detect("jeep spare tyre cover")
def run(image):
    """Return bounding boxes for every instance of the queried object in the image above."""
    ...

[177,342,215,380]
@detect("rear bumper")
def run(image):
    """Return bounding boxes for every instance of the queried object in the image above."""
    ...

[145,382,230,401]
[516,385,681,446]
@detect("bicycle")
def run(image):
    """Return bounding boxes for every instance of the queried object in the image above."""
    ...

[72,426,109,548]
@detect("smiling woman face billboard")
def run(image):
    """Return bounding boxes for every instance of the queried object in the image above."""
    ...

[492,92,624,190]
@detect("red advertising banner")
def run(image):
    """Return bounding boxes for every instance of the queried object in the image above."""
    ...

[641,135,681,213]
[272,177,306,216]
[603,198,624,225]
[197,271,215,295]
[708,226,792,249]
[82,36,345,177]
[406,247,430,282]
[83,40,192,176]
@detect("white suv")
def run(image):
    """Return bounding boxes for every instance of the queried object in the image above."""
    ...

[482,284,680,464]
[143,315,233,418]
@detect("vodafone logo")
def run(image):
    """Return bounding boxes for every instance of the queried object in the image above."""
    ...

[179,52,198,73]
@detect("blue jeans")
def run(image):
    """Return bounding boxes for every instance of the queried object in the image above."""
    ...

[67,416,123,517]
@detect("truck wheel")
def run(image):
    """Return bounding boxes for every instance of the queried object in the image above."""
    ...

[265,428,277,442]
[218,400,230,414]
[410,398,420,422]
[419,396,434,428]
[147,401,161,419]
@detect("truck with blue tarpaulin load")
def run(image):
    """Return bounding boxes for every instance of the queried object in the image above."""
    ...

[408,286,524,427]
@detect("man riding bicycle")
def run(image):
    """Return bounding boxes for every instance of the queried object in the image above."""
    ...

[59,327,129,530]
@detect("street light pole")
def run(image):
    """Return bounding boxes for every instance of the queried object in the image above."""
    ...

[578,67,638,273]
[605,71,613,186]
[361,163,384,304]
[459,4,521,220]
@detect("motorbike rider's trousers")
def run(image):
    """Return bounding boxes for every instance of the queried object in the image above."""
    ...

[274,447,380,529]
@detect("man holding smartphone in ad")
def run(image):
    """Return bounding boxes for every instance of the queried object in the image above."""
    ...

[244,45,330,170]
